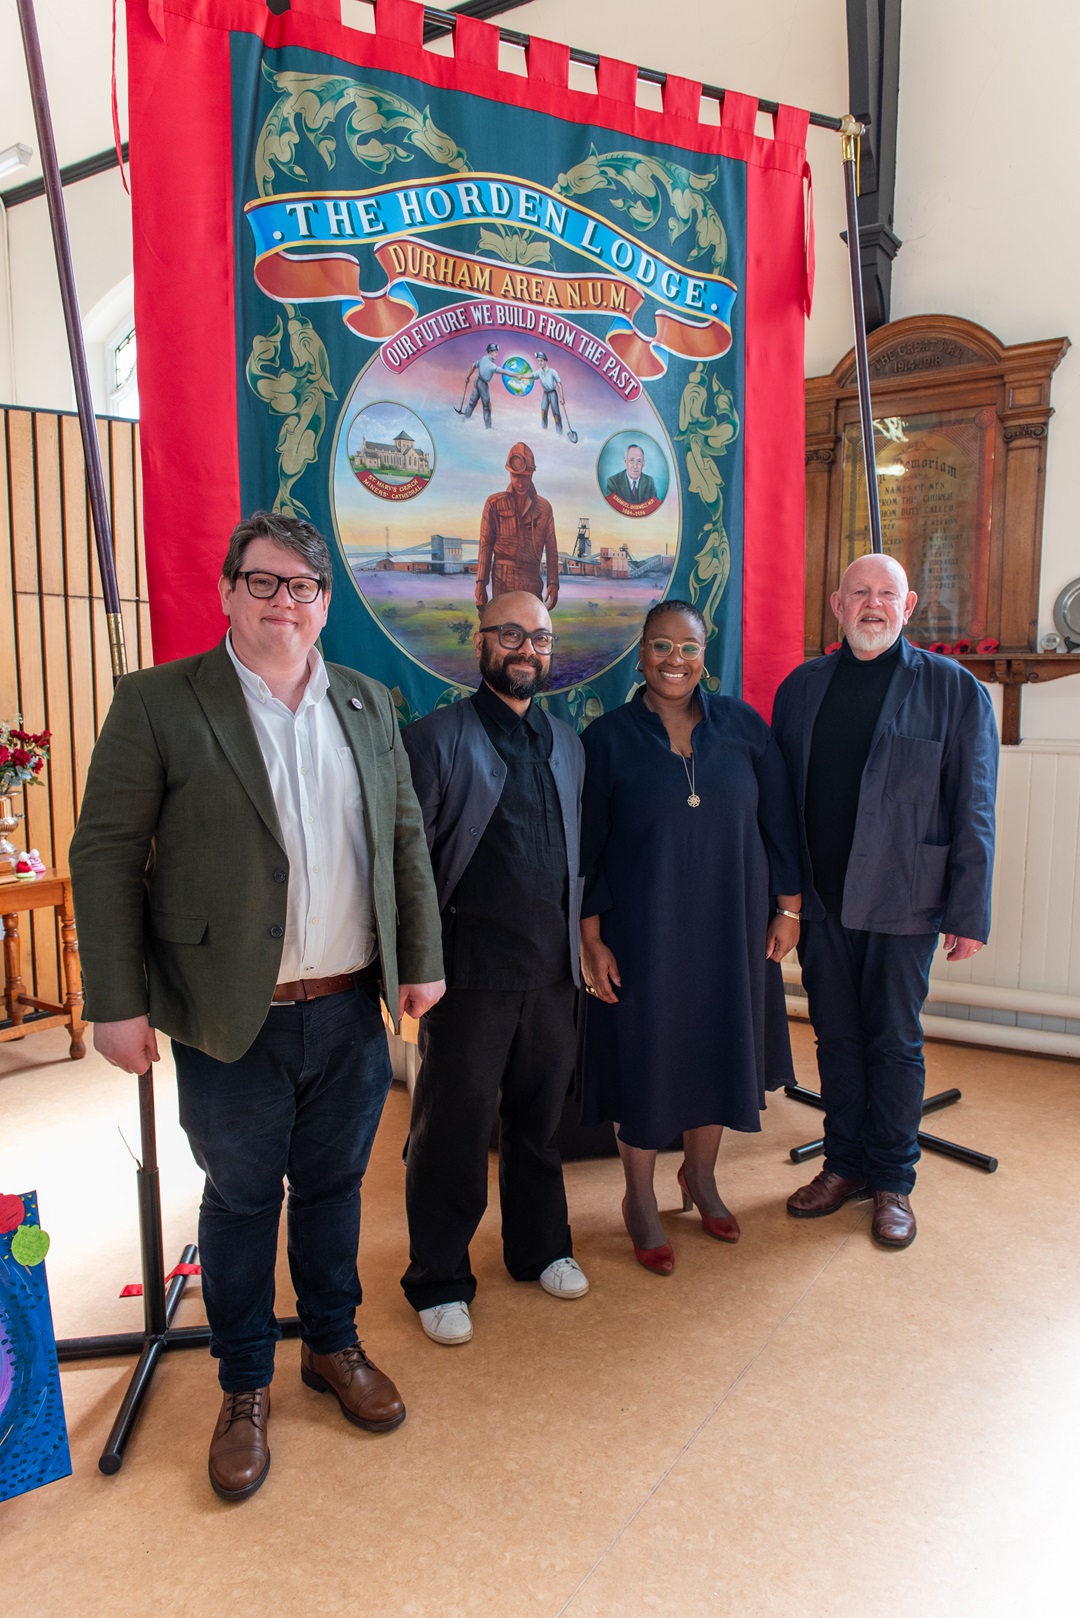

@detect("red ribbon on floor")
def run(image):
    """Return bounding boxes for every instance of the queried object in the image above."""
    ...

[120,1262,200,1297]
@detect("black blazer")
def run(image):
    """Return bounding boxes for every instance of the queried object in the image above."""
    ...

[771,638,999,940]
[403,694,586,983]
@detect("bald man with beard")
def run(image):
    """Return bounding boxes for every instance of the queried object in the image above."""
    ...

[399,592,588,1343]
[771,555,998,1248]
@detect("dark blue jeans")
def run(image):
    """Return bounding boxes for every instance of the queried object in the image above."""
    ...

[173,976,392,1392]
[798,918,938,1195]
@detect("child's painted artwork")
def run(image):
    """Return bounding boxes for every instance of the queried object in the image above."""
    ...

[0,1191,71,1502]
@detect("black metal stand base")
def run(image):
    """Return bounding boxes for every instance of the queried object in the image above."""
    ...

[784,1084,999,1173]
[54,1068,300,1474]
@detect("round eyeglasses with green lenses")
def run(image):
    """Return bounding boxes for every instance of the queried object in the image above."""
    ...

[646,638,704,659]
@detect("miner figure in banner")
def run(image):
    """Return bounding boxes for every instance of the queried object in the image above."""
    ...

[771,554,998,1249]
[476,443,560,611]
[400,590,589,1345]
[533,351,565,434]
[461,341,508,429]
[69,512,444,1503]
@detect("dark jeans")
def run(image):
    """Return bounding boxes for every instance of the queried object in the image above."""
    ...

[401,980,576,1311]
[173,974,392,1391]
[798,918,938,1194]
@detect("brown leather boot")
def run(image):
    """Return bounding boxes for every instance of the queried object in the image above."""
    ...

[786,1170,867,1218]
[208,1386,271,1502]
[300,1342,406,1431]
[872,1192,917,1248]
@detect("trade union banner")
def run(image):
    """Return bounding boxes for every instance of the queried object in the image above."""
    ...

[126,0,813,720]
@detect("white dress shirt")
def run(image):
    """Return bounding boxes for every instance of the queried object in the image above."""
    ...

[226,634,374,983]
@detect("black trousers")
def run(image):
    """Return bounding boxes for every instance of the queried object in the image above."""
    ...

[401,980,576,1311]
[798,917,938,1194]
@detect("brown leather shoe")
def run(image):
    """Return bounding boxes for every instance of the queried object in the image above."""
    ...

[300,1342,406,1431]
[787,1170,868,1218]
[872,1191,917,1248]
[208,1387,271,1502]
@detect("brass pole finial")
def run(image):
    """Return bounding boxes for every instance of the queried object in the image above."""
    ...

[839,114,865,167]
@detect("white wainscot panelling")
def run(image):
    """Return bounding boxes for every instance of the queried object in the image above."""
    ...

[928,742,1080,1040]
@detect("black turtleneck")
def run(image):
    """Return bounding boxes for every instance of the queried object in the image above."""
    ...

[804,635,904,915]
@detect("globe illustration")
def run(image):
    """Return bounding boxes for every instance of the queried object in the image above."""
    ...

[501,355,534,396]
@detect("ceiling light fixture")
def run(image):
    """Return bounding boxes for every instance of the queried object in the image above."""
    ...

[0,143,34,180]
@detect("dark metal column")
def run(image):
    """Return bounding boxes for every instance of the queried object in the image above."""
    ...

[846,0,903,331]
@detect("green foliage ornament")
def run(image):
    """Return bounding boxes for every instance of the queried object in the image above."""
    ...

[255,69,470,197]
[246,307,336,518]
[676,363,741,643]
[554,148,728,271]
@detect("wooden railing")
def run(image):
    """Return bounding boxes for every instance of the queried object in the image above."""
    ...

[0,405,151,1007]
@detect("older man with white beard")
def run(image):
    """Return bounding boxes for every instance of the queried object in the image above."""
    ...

[771,555,998,1247]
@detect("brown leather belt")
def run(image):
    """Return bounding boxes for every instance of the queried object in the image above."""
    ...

[272,960,380,1004]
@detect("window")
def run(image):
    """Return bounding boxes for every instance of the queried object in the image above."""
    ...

[108,323,138,419]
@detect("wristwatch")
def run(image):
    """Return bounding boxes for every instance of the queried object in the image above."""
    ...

[775,908,802,921]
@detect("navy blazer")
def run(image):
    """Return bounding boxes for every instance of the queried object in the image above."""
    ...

[771,638,998,940]
[402,693,586,984]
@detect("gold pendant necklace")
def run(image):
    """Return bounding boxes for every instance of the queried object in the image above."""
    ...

[680,752,700,808]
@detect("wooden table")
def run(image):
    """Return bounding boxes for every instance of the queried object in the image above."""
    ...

[0,867,86,1058]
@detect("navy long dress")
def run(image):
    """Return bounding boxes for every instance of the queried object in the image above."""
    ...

[579,688,802,1150]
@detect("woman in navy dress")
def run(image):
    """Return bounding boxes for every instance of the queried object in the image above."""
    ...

[579,602,802,1273]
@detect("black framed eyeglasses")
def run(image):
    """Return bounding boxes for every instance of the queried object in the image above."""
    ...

[236,570,325,604]
[479,623,557,652]
[646,637,704,659]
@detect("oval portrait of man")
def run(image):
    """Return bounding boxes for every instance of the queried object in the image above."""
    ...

[597,431,669,518]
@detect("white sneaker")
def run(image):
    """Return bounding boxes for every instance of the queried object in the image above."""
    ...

[539,1257,590,1299]
[418,1301,473,1345]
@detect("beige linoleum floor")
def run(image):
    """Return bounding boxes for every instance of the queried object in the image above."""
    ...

[1,1020,1077,1617]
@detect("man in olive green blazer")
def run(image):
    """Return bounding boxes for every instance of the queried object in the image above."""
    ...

[70,511,444,1503]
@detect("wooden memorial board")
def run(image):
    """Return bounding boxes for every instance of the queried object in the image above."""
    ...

[804,316,1073,741]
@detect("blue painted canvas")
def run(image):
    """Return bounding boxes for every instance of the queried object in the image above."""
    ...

[0,1190,72,1502]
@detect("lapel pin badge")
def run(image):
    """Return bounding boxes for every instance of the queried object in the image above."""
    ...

[350,696,363,711]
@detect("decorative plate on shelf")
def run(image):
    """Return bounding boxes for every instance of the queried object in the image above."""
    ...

[1052,577,1080,648]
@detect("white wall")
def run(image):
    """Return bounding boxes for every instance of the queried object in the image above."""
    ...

[4,169,132,413]
[894,0,1080,742]
[0,0,127,408]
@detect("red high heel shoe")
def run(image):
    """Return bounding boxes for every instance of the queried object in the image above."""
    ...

[621,1198,675,1275]
[677,1164,740,1243]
